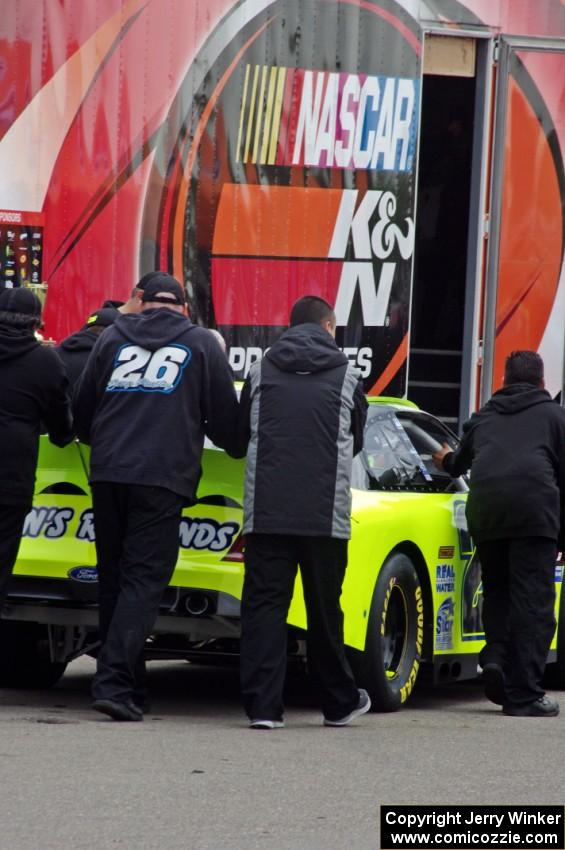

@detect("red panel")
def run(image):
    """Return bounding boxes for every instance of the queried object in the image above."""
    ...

[212,258,342,325]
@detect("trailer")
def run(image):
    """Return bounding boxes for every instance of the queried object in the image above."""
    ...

[2,0,565,706]
[1,0,564,427]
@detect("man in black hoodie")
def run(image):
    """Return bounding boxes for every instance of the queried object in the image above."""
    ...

[73,273,239,721]
[0,287,73,610]
[56,272,160,387]
[55,307,118,387]
[235,295,370,729]
[434,350,565,717]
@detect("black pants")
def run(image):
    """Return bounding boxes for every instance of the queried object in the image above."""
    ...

[0,503,30,613]
[241,533,359,722]
[476,537,557,706]
[91,482,184,704]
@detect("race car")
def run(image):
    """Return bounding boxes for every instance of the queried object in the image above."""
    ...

[1,397,563,710]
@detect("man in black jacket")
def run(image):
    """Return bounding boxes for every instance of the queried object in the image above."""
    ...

[0,287,73,610]
[235,295,370,729]
[56,272,159,387]
[433,350,565,717]
[73,273,239,721]
[56,307,117,387]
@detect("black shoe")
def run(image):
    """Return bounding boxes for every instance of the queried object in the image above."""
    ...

[133,698,151,715]
[93,698,143,722]
[482,662,505,706]
[503,695,560,717]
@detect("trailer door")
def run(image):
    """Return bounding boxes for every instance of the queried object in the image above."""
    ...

[482,39,565,402]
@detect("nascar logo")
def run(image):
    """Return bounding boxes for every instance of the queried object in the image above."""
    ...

[236,65,418,171]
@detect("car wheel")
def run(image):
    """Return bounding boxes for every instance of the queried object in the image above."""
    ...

[544,583,565,688]
[0,621,67,689]
[351,553,423,711]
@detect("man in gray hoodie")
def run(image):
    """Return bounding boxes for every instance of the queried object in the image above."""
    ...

[235,295,370,729]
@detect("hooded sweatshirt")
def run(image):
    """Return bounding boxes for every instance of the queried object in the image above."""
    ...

[443,383,565,544]
[72,309,239,501]
[56,306,119,387]
[0,324,73,505]
[236,323,368,539]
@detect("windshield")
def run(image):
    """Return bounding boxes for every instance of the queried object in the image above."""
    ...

[352,406,466,493]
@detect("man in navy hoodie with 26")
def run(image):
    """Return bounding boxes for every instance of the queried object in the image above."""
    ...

[434,350,565,717]
[73,273,239,721]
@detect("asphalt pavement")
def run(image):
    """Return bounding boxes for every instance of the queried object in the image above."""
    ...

[0,658,563,850]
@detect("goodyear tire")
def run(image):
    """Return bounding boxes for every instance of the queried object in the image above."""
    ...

[350,553,423,712]
[544,583,565,688]
[0,621,67,689]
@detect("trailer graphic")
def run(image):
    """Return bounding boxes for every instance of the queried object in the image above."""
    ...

[1,0,565,420]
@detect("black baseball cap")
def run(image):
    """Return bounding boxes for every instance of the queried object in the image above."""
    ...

[136,271,161,291]
[0,286,42,317]
[141,273,187,306]
[85,307,118,329]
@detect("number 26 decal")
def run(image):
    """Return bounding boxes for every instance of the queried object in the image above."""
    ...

[107,344,191,393]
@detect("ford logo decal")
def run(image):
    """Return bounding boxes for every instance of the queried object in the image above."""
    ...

[68,566,98,583]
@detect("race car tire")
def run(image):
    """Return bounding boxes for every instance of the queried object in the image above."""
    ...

[0,621,67,689]
[544,582,565,689]
[350,553,423,712]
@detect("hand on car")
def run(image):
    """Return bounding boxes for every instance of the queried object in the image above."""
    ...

[432,442,452,471]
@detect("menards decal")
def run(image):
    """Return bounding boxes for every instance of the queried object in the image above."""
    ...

[236,66,418,172]
[22,507,239,551]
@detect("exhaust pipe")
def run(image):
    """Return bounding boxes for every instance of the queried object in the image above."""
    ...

[184,593,210,617]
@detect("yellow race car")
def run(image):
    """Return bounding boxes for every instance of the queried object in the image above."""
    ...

[2,398,563,710]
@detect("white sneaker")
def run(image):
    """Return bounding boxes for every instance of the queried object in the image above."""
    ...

[323,689,371,726]
[249,719,285,729]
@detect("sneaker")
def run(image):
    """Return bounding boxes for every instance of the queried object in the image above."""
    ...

[249,719,285,729]
[482,662,505,706]
[133,698,151,715]
[93,698,143,722]
[503,695,560,717]
[323,689,372,726]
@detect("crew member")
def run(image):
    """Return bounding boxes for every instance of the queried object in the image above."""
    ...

[234,295,371,729]
[0,287,73,609]
[56,272,160,387]
[433,350,565,717]
[73,273,239,721]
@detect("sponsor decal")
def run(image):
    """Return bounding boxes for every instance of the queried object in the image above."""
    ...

[435,563,455,594]
[435,597,455,651]
[23,507,75,539]
[212,184,414,334]
[237,66,417,172]
[228,343,373,377]
[0,216,43,286]
[0,212,22,224]
[555,563,563,583]
[438,545,454,559]
[68,566,98,583]
[25,507,239,553]
[179,518,239,552]
[145,0,421,394]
